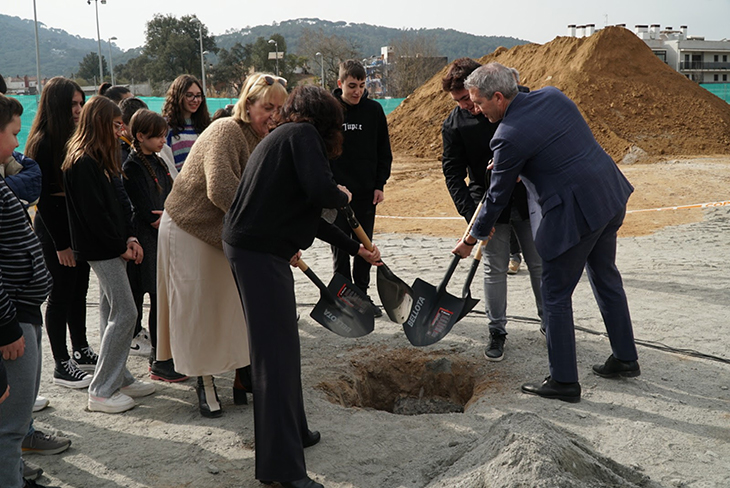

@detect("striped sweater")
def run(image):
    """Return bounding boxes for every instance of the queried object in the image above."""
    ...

[0,176,52,346]
[166,120,200,172]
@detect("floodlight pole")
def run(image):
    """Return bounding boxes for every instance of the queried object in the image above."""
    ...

[316,52,324,88]
[33,0,42,97]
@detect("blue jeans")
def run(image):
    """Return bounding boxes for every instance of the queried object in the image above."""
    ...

[483,214,543,335]
[0,322,42,488]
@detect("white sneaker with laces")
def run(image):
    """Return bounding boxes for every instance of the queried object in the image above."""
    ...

[129,328,152,357]
[120,380,156,398]
[33,396,50,412]
[88,391,136,413]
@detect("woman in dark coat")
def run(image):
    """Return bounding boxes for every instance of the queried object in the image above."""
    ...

[222,85,379,488]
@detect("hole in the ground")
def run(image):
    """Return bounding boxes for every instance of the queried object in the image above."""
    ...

[317,347,490,415]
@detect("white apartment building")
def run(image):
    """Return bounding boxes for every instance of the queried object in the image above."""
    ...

[566,24,730,83]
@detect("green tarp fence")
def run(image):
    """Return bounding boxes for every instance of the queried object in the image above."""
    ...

[9,95,404,154]
[700,83,730,103]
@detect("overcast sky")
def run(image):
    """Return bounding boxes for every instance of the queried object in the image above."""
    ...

[3,0,728,51]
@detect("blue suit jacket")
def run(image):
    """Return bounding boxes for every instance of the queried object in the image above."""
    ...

[472,87,633,261]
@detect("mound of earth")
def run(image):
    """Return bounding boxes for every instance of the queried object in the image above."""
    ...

[424,412,664,488]
[387,26,730,162]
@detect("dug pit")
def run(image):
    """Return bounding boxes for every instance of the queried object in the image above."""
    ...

[317,347,497,415]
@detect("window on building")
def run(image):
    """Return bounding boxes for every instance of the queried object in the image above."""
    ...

[714,55,719,62]
[714,74,719,81]
[724,75,728,81]
[724,55,728,62]
[653,50,667,63]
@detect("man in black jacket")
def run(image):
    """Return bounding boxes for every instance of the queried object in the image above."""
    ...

[330,59,392,316]
[441,59,543,361]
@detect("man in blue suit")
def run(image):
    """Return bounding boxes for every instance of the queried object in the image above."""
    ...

[453,63,640,403]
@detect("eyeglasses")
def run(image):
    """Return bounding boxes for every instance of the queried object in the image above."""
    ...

[184,92,204,101]
[113,121,124,131]
[259,75,287,87]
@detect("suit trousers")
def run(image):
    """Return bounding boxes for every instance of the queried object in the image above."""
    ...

[224,244,309,482]
[541,208,637,383]
[332,199,375,293]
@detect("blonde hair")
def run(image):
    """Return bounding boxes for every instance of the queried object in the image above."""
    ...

[232,73,288,124]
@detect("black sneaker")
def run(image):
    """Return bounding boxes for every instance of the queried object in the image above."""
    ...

[366,296,383,318]
[53,359,91,389]
[24,479,60,488]
[150,359,189,383]
[72,346,98,373]
[484,330,506,362]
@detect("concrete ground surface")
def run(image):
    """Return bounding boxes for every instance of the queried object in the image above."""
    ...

[23,206,730,488]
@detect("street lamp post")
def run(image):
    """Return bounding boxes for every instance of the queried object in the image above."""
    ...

[108,36,117,86]
[32,0,42,97]
[198,22,207,96]
[202,50,209,97]
[88,0,107,85]
[268,39,279,76]
[315,52,324,89]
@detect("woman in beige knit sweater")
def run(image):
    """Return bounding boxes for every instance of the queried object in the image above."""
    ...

[156,73,288,417]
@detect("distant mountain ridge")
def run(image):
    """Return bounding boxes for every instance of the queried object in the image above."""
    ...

[0,14,529,78]
[216,18,528,62]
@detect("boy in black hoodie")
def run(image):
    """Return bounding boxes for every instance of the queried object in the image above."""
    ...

[330,59,392,316]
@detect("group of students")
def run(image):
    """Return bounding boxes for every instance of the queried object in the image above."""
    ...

[1,59,391,488]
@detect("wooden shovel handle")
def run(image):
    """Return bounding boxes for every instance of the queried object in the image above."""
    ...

[462,198,485,242]
[341,205,374,251]
[295,258,309,272]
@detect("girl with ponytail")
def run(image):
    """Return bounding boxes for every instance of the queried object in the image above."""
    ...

[122,109,185,382]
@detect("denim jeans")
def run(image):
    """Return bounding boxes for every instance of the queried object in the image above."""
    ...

[0,322,42,488]
[483,214,544,334]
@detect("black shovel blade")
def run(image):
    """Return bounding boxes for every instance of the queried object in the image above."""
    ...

[402,278,465,347]
[310,273,374,338]
[377,263,414,324]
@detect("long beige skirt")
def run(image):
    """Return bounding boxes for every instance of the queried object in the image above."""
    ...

[156,211,250,376]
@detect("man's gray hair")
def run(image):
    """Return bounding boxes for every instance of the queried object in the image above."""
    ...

[464,63,518,100]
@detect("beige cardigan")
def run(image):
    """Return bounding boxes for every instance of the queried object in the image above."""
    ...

[165,118,263,249]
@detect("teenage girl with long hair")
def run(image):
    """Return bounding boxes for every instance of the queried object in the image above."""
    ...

[62,96,155,414]
[25,77,95,389]
[122,109,186,382]
[162,75,210,171]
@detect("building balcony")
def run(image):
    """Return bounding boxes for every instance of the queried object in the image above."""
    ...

[680,61,730,70]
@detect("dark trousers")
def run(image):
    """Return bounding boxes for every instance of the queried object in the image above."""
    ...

[541,208,637,383]
[34,214,91,363]
[224,244,309,482]
[332,198,375,292]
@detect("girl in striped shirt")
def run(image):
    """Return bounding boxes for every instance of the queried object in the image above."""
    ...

[162,75,210,171]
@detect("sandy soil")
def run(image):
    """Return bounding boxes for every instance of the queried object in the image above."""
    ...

[26,156,730,488]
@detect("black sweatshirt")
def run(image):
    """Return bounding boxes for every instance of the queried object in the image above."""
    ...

[331,88,392,200]
[223,123,354,261]
[441,106,529,224]
[63,155,132,261]
[30,138,73,250]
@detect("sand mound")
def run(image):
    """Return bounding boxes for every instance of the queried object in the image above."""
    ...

[387,26,730,161]
[424,412,664,488]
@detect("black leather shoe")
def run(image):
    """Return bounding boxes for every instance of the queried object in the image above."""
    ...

[260,476,324,488]
[303,429,321,448]
[521,376,581,403]
[233,366,252,405]
[196,376,222,418]
[592,354,640,378]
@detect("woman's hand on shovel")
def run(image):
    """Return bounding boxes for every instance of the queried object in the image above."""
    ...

[289,250,303,267]
[357,244,382,266]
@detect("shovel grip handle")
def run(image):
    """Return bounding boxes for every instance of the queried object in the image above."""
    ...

[342,205,374,251]
[474,242,483,261]
[295,258,310,272]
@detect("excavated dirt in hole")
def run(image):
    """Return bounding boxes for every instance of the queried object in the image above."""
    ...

[387,26,730,162]
[316,347,502,415]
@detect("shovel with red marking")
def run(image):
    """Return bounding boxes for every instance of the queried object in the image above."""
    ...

[295,258,375,338]
[402,199,484,346]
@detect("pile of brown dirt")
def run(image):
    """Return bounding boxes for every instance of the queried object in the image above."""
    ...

[387,26,730,161]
